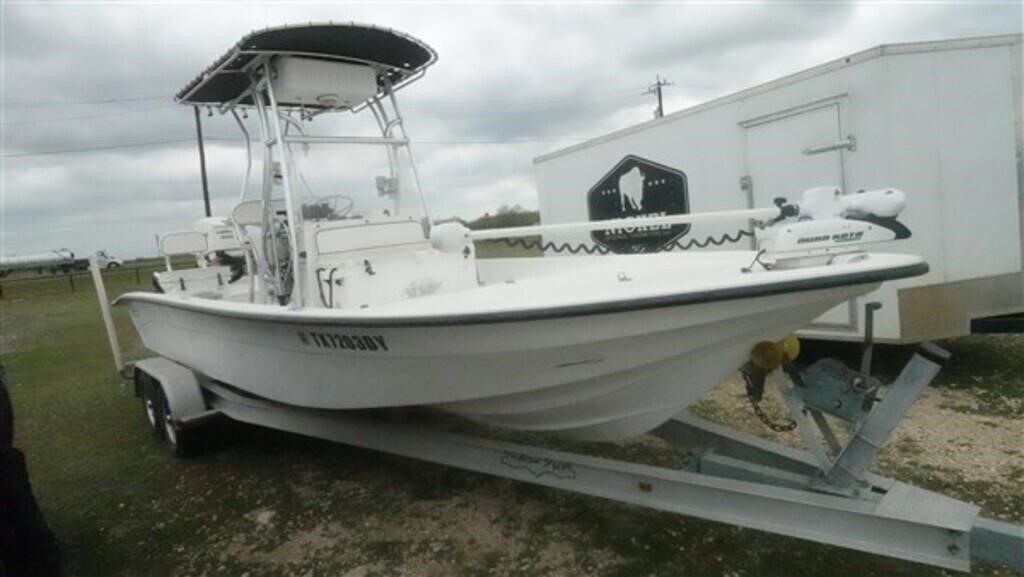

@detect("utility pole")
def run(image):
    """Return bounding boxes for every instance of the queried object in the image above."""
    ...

[644,75,673,119]
[193,106,212,217]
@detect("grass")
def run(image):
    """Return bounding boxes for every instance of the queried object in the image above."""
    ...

[0,256,193,301]
[1,272,1022,576]
[474,238,544,259]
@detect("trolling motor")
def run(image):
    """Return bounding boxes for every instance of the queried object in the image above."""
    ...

[757,187,911,268]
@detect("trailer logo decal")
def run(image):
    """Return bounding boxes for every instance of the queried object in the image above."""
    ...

[588,155,690,254]
[298,331,389,352]
[500,451,577,479]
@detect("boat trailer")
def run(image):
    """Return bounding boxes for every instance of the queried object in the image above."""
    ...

[90,257,1023,572]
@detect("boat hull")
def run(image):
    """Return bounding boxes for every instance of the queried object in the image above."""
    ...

[124,282,867,440]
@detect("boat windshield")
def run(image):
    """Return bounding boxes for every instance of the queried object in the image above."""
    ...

[286,142,427,223]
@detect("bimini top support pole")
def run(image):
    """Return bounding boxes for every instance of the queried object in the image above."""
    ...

[381,77,432,232]
[262,61,305,308]
[231,108,252,202]
[251,75,283,303]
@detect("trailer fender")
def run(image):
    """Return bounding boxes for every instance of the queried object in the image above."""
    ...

[133,357,214,427]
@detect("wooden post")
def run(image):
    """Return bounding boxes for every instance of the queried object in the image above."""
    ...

[68,272,75,293]
[135,267,141,285]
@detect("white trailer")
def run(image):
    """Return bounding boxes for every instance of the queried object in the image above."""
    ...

[534,34,1023,343]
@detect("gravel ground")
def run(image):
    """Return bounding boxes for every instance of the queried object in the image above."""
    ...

[158,355,1024,577]
[696,373,1024,524]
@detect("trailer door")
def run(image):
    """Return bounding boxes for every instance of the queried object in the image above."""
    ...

[742,100,855,329]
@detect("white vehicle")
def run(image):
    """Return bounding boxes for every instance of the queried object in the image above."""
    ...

[90,24,1022,572]
[0,248,75,276]
[534,34,1024,343]
[94,250,123,270]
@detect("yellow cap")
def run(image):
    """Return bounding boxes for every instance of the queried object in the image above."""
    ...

[780,335,800,361]
[750,336,800,371]
[750,341,785,371]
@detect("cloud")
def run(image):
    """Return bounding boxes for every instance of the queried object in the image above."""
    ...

[1,2,1020,257]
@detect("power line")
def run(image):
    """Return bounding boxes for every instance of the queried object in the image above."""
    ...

[406,94,640,118]
[404,86,646,110]
[0,138,198,159]
[0,88,635,127]
[1,85,648,112]
[1,103,178,126]
[1,92,636,127]
[2,95,170,108]
[1,135,592,159]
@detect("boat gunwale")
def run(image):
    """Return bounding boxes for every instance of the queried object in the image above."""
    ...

[116,261,928,328]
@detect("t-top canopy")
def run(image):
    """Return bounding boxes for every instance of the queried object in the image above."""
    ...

[177,22,437,107]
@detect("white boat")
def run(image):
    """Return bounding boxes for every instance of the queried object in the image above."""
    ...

[118,23,927,441]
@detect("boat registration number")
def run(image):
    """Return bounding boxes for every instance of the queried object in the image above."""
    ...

[298,331,389,352]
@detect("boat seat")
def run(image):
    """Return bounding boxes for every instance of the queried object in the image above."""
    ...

[231,198,289,226]
[194,218,242,253]
[159,231,207,257]
[153,265,233,295]
[307,219,477,309]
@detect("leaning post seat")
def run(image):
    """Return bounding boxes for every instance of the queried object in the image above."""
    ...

[304,217,478,309]
[154,230,232,296]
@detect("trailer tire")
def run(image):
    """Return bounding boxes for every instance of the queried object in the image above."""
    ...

[154,384,193,458]
[138,373,163,439]
[106,262,120,269]
[137,371,194,457]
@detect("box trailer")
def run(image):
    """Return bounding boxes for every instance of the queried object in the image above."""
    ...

[534,34,1023,343]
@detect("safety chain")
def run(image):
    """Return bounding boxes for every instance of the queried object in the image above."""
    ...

[494,229,754,255]
[747,395,799,433]
[741,366,798,433]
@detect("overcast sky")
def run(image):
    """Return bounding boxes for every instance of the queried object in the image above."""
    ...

[1,1,1021,258]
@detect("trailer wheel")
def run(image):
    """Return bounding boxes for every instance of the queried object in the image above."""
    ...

[106,262,121,269]
[154,384,192,458]
[138,371,193,457]
[138,373,162,439]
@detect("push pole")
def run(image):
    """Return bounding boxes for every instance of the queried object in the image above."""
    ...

[193,106,212,217]
[467,205,781,242]
[89,253,124,376]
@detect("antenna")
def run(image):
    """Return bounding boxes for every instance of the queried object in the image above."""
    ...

[643,75,673,119]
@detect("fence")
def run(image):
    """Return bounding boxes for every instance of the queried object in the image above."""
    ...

[0,244,538,301]
[0,258,189,301]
